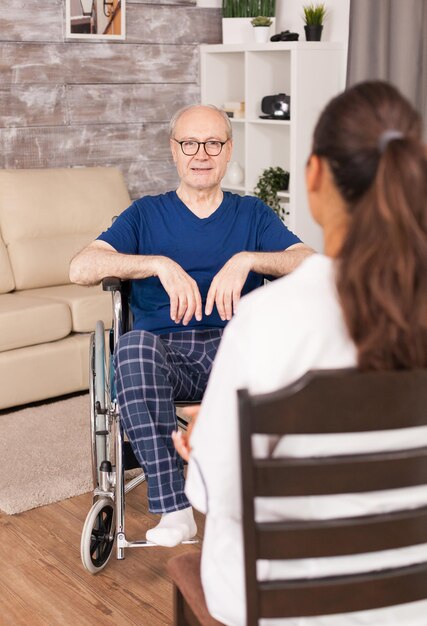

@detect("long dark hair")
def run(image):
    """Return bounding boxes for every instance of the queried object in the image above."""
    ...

[312,81,427,370]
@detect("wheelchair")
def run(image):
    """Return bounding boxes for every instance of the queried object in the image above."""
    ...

[80,277,197,574]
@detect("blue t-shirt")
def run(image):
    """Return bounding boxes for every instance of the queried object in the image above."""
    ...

[97,191,301,334]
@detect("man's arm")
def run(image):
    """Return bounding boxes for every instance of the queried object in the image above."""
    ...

[69,240,202,325]
[70,240,159,285]
[243,242,314,277]
[205,243,314,321]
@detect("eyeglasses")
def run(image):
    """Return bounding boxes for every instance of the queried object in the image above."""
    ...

[173,139,228,157]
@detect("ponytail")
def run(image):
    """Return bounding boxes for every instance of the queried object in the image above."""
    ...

[312,81,427,370]
[336,136,427,369]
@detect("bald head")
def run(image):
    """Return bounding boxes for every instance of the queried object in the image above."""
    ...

[169,104,233,141]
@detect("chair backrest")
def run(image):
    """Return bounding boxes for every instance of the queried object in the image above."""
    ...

[238,368,427,625]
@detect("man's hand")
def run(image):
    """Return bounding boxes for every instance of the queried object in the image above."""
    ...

[205,252,253,321]
[156,257,203,325]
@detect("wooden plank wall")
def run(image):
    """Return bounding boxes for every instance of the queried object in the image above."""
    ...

[0,0,221,199]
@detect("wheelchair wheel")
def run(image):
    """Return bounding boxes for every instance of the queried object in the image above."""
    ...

[90,320,111,489]
[81,498,115,574]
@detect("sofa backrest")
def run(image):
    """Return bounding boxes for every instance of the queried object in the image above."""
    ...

[0,167,131,290]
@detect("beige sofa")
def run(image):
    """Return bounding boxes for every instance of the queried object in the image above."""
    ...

[0,167,131,410]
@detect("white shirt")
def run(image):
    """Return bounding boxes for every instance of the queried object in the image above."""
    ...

[186,255,427,626]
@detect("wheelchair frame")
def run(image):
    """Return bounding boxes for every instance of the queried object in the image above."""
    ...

[80,278,197,574]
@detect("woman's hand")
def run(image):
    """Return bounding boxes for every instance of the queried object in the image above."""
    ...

[172,404,200,462]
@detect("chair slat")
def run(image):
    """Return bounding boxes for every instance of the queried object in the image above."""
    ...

[258,561,427,618]
[256,506,427,559]
[254,446,427,496]
[237,370,427,625]
[249,369,427,435]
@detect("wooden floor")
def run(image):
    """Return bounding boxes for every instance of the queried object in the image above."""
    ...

[0,482,204,626]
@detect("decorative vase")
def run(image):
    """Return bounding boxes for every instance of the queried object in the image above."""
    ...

[304,24,323,41]
[226,161,244,186]
[253,26,271,44]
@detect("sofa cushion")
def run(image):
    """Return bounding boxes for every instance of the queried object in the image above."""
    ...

[25,284,112,333]
[0,293,71,352]
[0,167,131,290]
[8,234,103,293]
[0,233,14,294]
[0,333,90,410]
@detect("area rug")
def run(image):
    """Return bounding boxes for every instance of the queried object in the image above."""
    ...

[0,393,93,515]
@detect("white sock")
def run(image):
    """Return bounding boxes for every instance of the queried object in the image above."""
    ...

[146,506,197,547]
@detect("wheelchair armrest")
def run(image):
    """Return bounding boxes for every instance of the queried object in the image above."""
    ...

[102,277,133,340]
[102,276,125,292]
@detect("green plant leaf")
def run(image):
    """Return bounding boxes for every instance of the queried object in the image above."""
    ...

[222,0,276,18]
[251,15,272,26]
[254,166,290,218]
[302,2,327,25]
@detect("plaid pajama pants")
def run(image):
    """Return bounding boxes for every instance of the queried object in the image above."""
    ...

[114,328,223,513]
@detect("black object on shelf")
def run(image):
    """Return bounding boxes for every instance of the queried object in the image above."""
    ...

[270,30,299,42]
[260,93,290,120]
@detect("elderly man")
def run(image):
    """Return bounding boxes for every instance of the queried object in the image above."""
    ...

[70,104,312,546]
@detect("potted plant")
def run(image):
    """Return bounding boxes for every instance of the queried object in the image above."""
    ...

[222,0,276,17]
[222,1,276,44]
[254,166,290,220]
[251,16,273,43]
[302,2,327,41]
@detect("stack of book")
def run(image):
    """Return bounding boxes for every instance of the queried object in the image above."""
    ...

[222,101,245,119]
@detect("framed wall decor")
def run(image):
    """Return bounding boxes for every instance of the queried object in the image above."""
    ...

[66,0,125,40]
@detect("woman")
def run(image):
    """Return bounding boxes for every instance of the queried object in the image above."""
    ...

[173,81,427,625]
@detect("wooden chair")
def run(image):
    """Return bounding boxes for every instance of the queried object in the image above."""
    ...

[168,368,427,625]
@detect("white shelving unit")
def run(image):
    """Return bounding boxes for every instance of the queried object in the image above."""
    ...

[200,42,345,251]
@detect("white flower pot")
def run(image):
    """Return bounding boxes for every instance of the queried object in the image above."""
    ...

[222,18,275,44]
[253,26,271,43]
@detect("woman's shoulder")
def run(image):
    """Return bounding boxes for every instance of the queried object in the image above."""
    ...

[241,254,335,312]
[232,254,343,352]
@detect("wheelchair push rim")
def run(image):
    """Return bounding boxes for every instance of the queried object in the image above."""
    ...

[90,320,112,490]
[81,498,115,574]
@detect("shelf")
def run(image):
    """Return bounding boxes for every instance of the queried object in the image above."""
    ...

[201,42,345,251]
[200,42,344,53]
[229,118,291,126]
[247,118,291,126]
